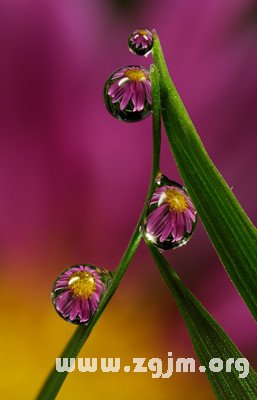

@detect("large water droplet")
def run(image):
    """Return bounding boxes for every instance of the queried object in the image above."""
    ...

[51,264,113,325]
[142,175,198,250]
[128,29,153,56]
[104,66,152,122]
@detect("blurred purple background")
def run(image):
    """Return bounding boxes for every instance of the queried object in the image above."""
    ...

[0,0,256,399]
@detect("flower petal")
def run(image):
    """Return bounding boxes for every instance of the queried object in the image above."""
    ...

[143,79,152,104]
[55,291,72,312]
[159,213,173,242]
[112,69,127,79]
[146,204,169,233]
[90,293,100,311]
[184,210,193,233]
[186,207,196,222]
[120,83,134,111]
[79,298,90,323]
[173,212,184,242]
[132,82,145,112]
[68,298,79,321]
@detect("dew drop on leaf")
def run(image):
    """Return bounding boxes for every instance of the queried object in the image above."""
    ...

[51,264,113,325]
[128,29,153,56]
[142,175,198,250]
[104,65,152,122]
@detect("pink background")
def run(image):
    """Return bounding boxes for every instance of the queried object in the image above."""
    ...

[0,1,256,399]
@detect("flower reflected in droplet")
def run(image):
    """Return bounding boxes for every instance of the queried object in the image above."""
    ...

[128,29,153,56]
[104,66,151,122]
[51,264,112,325]
[144,177,197,250]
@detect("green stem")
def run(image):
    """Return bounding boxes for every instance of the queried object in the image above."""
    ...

[36,65,161,400]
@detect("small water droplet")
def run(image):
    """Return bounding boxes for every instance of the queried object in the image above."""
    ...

[155,172,163,185]
[128,29,153,56]
[142,175,198,250]
[104,66,152,122]
[51,264,113,325]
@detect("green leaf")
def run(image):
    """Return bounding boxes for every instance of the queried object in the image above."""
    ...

[36,65,161,400]
[152,31,257,320]
[148,242,257,400]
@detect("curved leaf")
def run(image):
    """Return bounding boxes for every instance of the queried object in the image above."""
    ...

[148,242,257,400]
[152,31,257,320]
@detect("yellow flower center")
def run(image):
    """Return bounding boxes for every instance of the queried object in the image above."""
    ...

[165,189,188,212]
[125,69,146,81]
[68,271,96,298]
[138,29,148,36]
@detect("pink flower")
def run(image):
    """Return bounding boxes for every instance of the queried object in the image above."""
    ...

[145,182,197,249]
[52,264,112,324]
[107,66,151,112]
[128,29,153,56]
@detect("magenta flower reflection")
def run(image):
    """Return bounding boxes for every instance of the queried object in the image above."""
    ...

[144,177,197,250]
[51,264,113,325]
[104,65,151,122]
[128,29,153,56]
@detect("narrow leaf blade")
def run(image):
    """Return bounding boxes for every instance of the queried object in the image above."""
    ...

[148,242,257,400]
[152,32,257,320]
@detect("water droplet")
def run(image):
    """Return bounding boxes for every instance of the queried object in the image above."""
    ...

[128,29,153,56]
[104,66,152,122]
[51,264,113,325]
[142,175,198,250]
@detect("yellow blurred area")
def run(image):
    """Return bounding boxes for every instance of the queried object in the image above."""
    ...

[1,276,215,399]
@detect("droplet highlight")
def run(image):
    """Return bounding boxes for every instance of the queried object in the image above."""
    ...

[128,29,153,56]
[143,175,198,250]
[51,264,113,325]
[104,65,152,122]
